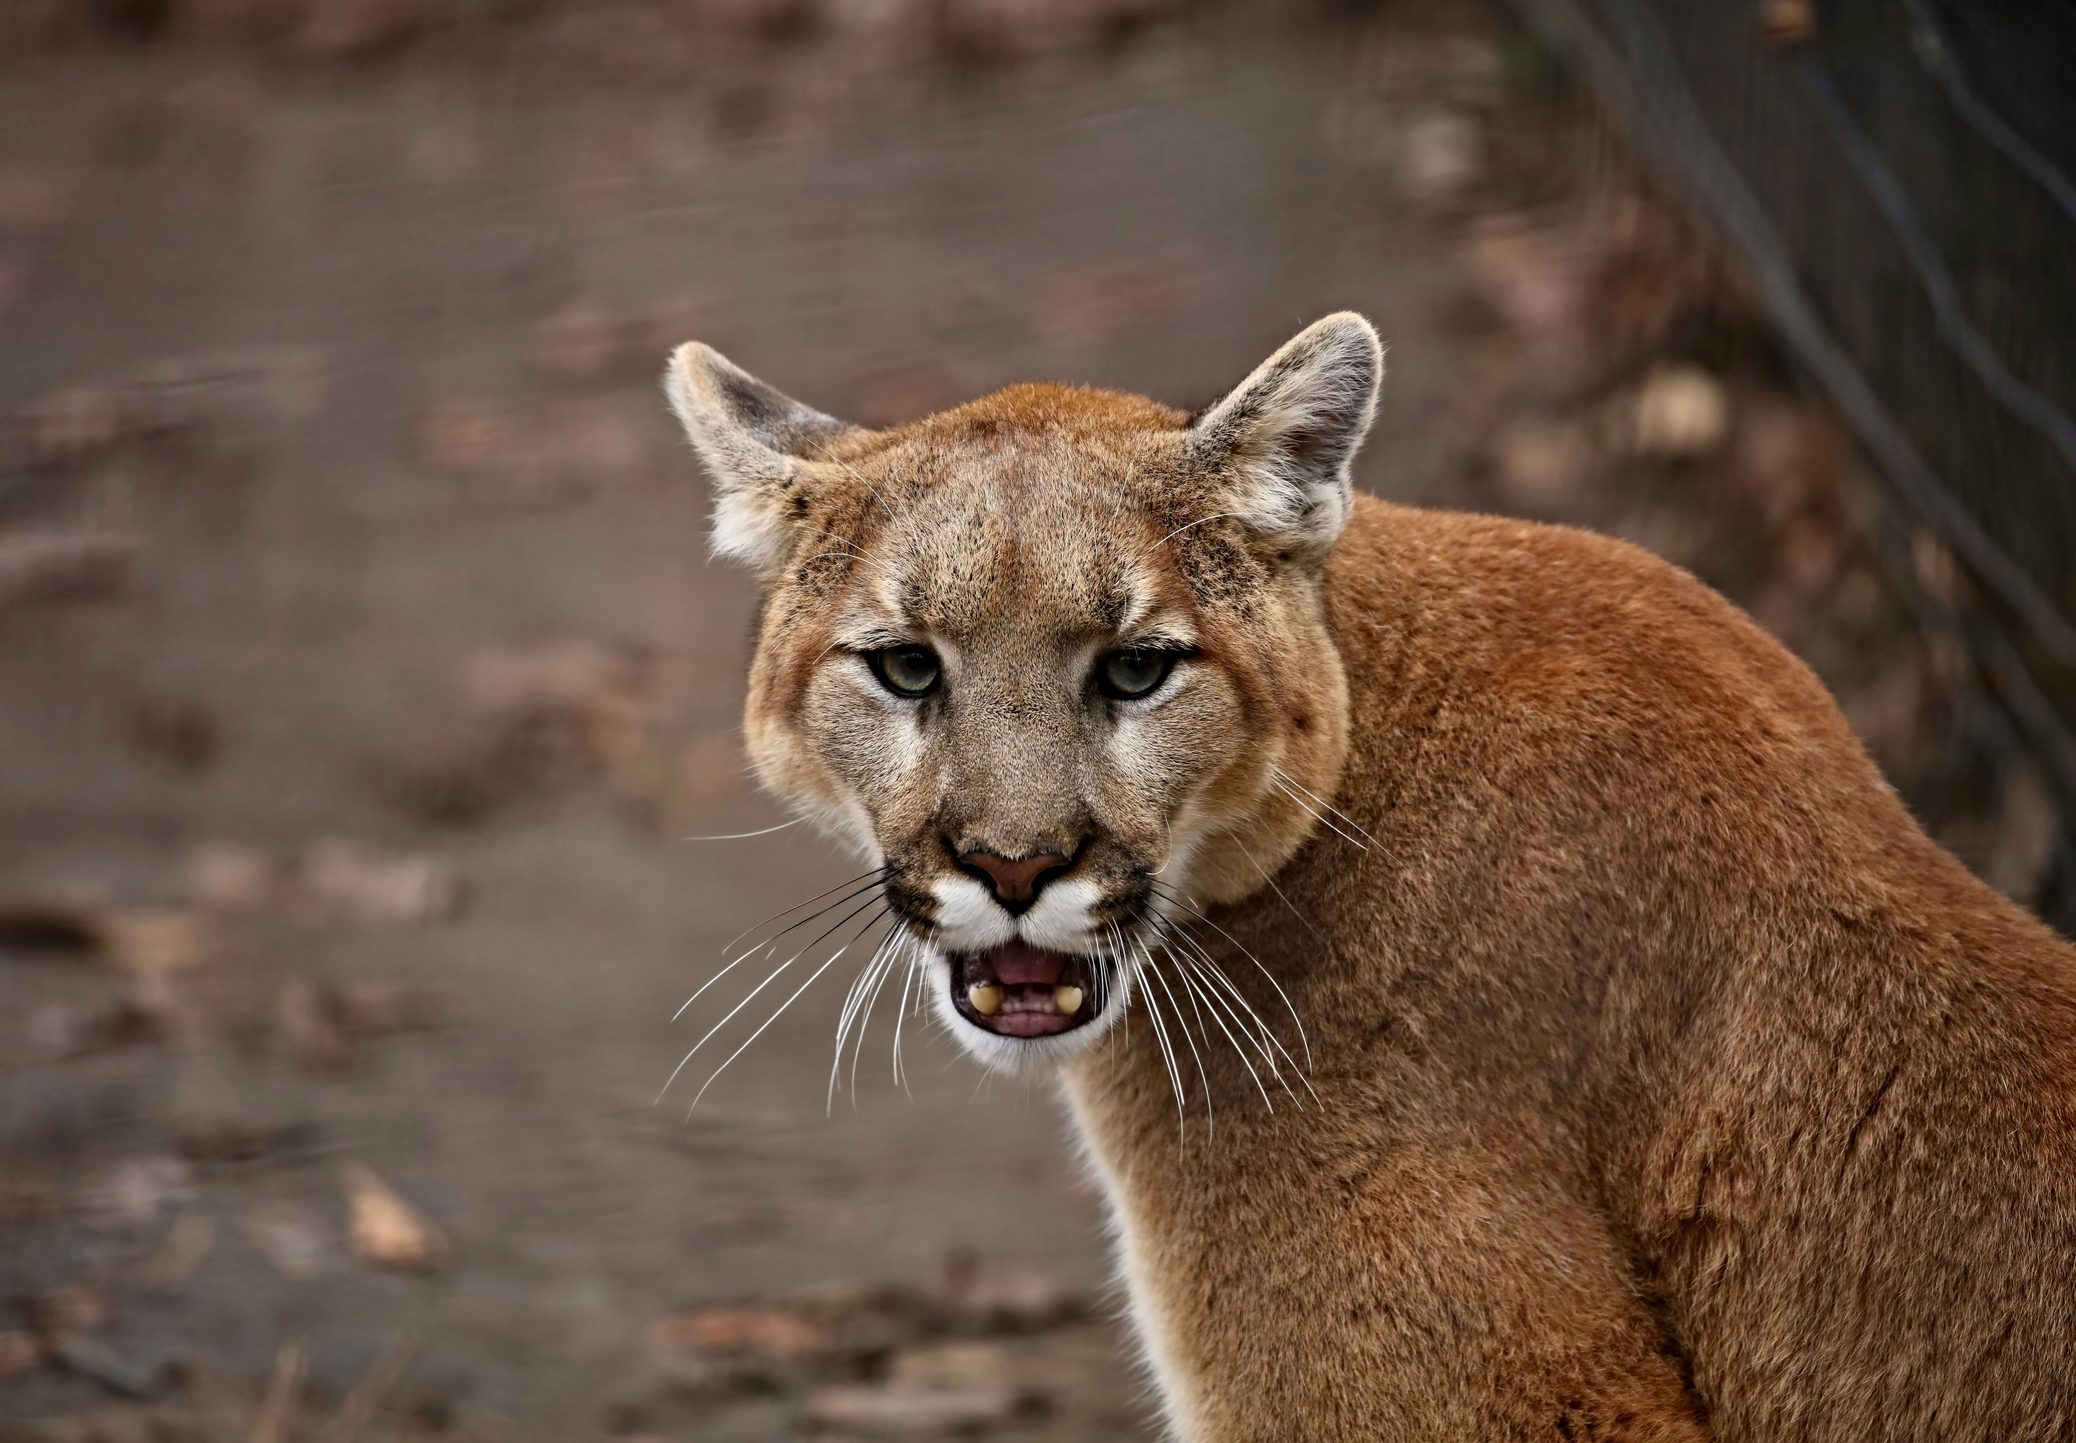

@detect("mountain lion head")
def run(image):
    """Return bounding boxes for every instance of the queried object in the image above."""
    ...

[667,315,1380,1072]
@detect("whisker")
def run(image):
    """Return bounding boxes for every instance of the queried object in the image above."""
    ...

[676,873,888,1022]
[891,937,919,1096]
[661,895,884,1100]
[798,549,901,581]
[716,866,890,961]
[1148,883,1314,1070]
[1143,942,1215,1136]
[1168,941,1299,1110]
[1148,910,1316,1103]
[795,523,893,570]
[1169,944,1280,1112]
[807,443,901,526]
[848,935,904,1105]
[1272,768,1378,846]
[1131,943,1189,1142]
[1271,777,1368,852]
[1228,832,1330,947]
[682,817,807,842]
[828,929,900,1114]
[692,906,888,1112]
[1135,511,1246,563]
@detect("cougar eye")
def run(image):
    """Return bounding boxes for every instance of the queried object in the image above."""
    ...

[1098,647,1181,700]
[869,645,941,698]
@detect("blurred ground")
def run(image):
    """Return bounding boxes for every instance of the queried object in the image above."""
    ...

[0,0,2057,1439]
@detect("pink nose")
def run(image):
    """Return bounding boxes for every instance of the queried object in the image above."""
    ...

[959,851,1069,909]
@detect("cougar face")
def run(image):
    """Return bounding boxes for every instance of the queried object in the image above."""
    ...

[668,316,1377,1070]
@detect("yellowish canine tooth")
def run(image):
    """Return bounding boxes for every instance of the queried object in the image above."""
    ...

[968,982,1004,1016]
[1054,985,1085,1016]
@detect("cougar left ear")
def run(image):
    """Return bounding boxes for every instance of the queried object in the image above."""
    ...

[1187,312,1382,570]
[664,342,865,571]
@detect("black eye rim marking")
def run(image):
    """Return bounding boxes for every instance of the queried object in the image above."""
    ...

[1095,644,1191,702]
[867,643,942,699]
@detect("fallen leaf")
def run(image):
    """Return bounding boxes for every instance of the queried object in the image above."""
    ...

[0,531,142,609]
[25,997,158,1061]
[647,1304,835,1360]
[84,1157,194,1228]
[27,1285,110,1337]
[187,842,275,911]
[342,1163,449,1274]
[136,1213,215,1289]
[277,980,353,1072]
[888,1341,1012,1390]
[806,1382,1026,1436]
[98,910,212,979]
[1629,366,1730,458]
[304,842,458,924]
[0,1330,42,1381]
[243,1201,333,1280]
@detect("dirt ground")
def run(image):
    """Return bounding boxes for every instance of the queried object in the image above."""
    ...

[0,1,2051,1438]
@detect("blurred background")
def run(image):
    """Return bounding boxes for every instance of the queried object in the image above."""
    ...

[0,0,2070,1438]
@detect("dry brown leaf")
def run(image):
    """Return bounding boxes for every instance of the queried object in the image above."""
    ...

[188,842,275,911]
[806,1382,1025,1436]
[341,1163,448,1274]
[646,1304,835,1360]
[304,842,458,924]
[99,911,212,979]
[0,1329,42,1381]
[278,980,353,1072]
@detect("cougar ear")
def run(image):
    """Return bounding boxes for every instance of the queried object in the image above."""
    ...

[1187,312,1382,570]
[665,342,865,569]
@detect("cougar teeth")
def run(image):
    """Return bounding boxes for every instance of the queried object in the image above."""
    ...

[968,982,1004,1016]
[1054,985,1084,1016]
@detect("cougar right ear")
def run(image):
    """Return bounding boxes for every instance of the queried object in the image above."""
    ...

[664,343,864,570]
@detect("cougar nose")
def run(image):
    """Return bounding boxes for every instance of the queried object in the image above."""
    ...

[958,850,1071,915]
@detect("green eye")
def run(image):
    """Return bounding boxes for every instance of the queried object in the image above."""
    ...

[1099,647,1180,700]
[870,645,941,698]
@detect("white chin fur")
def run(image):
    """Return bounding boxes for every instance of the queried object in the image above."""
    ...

[923,947,1132,1073]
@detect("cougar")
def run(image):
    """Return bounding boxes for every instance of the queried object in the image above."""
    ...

[664,313,2076,1440]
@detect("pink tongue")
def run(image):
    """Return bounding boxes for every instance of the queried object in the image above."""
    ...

[986,941,1068,986]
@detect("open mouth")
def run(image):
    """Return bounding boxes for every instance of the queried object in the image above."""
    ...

[949,941,1100,1039]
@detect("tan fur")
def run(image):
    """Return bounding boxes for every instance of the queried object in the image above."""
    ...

[668,316,2076,1440]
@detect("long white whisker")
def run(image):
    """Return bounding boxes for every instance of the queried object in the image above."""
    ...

[795,524,893,570]
[715,867,889,964]
[1145,942,1216,1135]
[1271,768,1378,846]
[661,896,882,1099]
[1150,883,1314,1070]
[848,937,903,1105]
[1161,941,1278,1112]
[1136,511,1246,562]
[807,442,901,525]
[1272,777,1367,852]
[674,876,886,1022]
[691,944,855,1113]
[1132,945,1189,1141]
[1180,951,1300,1109]
[681,817,807,842]
[828,929,899,1114]
[1229,832,1329,946]
[1152,913,1316,1103]
[891,939,918,1095]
